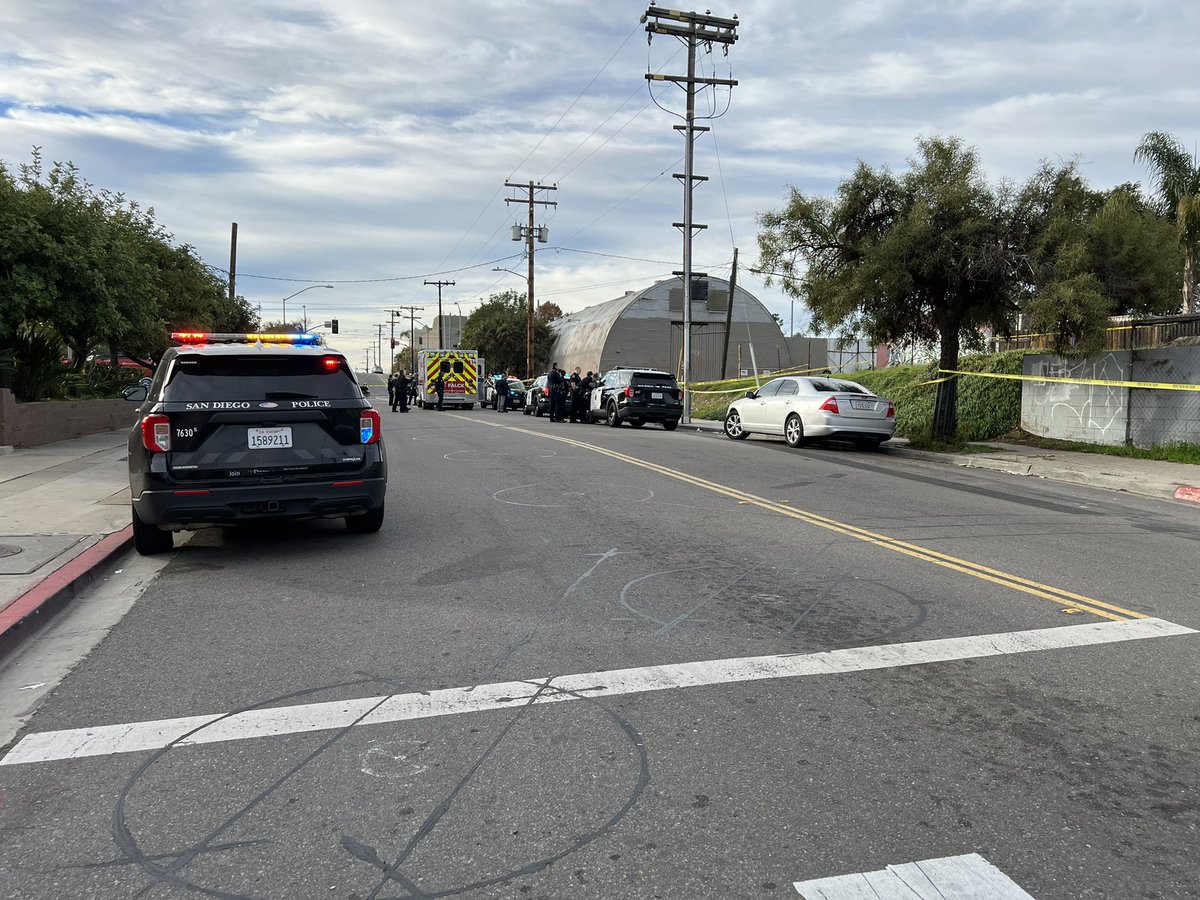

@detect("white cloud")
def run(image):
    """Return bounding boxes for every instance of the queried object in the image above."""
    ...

[2,0,1198,361]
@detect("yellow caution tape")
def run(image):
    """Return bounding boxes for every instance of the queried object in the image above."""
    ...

[938,369,1200,392]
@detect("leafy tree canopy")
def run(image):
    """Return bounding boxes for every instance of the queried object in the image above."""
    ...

[460,290,554,378]
[757,136,1022,438]
[0,148,256,395]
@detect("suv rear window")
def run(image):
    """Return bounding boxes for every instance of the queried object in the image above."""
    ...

[632,373,678,388]
[165,355,360,402]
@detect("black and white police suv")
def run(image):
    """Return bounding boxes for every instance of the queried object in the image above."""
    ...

[125,332,387,555]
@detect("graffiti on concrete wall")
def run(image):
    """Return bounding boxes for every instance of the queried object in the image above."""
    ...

[1022,352,1129,445]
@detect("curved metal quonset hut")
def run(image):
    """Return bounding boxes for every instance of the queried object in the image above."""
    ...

[548,276,790,380]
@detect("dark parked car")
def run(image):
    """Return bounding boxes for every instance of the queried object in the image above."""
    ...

[125,332,387,555]
[484,376,528,410]
[587,367,682,429]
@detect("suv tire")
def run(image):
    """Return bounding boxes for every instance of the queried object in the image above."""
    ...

[132,504,173,555]
[606,402,621,427]
[346,503,385,533]
[662,419,679,431]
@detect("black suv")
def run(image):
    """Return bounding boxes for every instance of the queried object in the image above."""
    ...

[125,333,387,555]
[587,367,682,430]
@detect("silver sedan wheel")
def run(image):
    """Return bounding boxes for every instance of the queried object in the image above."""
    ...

[724,409,748,440]
[784,414,805,448]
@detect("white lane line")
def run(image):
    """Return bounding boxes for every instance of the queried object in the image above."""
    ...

[2,617,1193,767]
[794,852,1035,899]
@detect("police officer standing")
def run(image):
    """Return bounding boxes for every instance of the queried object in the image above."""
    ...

[386,372,397,410]
[567,366,582,422]
[433,373,445,410]
[394,370,409,412]
[578,370,595,423]
[547,363,565,422]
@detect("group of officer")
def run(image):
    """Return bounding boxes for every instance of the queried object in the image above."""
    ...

[544,363,596,423]
[386,371,416,412]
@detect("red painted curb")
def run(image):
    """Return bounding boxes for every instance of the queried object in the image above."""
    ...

[0,525,134,640]
[1174,485,1200,504]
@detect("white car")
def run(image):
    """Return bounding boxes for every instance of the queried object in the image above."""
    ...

[723,375,895,450]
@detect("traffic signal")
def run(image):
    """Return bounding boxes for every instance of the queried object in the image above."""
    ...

[391,338,397,348]
[331,319,339,334]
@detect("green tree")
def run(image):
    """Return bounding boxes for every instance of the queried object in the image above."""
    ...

[1135,131,1200,313]
[461,290,554,377]
[1016,162,1181,351]
[757,136,1021,440]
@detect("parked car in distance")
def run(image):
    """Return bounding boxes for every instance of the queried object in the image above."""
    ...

[125,331,387,555]
[484,376,528,410]
[587,367,682,430]
[723,375,895,449]
[524,374,551,416]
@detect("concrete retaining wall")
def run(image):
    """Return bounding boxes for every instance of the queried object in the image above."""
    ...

[0,389,134,448]
[1021,348,1200,448]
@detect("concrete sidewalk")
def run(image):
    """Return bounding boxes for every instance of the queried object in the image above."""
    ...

[2,419,1198,654]
[0,431,133,649]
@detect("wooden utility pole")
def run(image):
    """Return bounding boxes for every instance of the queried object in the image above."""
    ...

[424,280,455,349]
[228,222,238,304]
[643,5,738,421]
[721,247,738,379]
[505,181,558,379]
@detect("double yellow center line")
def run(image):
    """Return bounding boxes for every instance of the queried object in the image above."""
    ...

[470,417,1142,622]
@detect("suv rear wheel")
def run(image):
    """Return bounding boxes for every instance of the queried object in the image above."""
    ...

[663,419,678,431]
[132,504,173,555]
[606,402,621,427]
[346,502,385,533]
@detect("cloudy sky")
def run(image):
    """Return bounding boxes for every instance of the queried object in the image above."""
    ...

[2,0,1195,368]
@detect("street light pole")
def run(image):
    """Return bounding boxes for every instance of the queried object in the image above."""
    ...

[280,284,333,329]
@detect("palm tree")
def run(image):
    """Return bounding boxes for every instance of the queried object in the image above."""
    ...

[1134,131,1200,314]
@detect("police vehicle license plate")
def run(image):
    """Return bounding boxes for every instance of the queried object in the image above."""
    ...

[248,426,293,449]
[651,391,664,399]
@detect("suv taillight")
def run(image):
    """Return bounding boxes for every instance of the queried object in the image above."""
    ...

[624,386,633,398]
[141,414,171,452]
[360,409,381,444]
[818,396,840,414]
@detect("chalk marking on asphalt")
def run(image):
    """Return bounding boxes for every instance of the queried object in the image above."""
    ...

[464,417,1144,621]
[793,852,1035,899]
[1,617,1192,767]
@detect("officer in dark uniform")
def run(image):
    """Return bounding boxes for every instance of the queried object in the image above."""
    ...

[433,373,445,410]
[547,363,565,422]
[578,370,595,423]
[394,370,409,412]
[386,373,397,409]
[567,366,582,422]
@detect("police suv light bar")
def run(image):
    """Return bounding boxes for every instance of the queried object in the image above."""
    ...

[171,332,323,345]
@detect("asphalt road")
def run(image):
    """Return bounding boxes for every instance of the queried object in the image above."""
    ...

[2,405,1198,899]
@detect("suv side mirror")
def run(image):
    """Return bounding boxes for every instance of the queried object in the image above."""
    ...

[123,385,148,402]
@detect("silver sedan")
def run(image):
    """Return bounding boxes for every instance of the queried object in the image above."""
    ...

[723,375,895,449]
